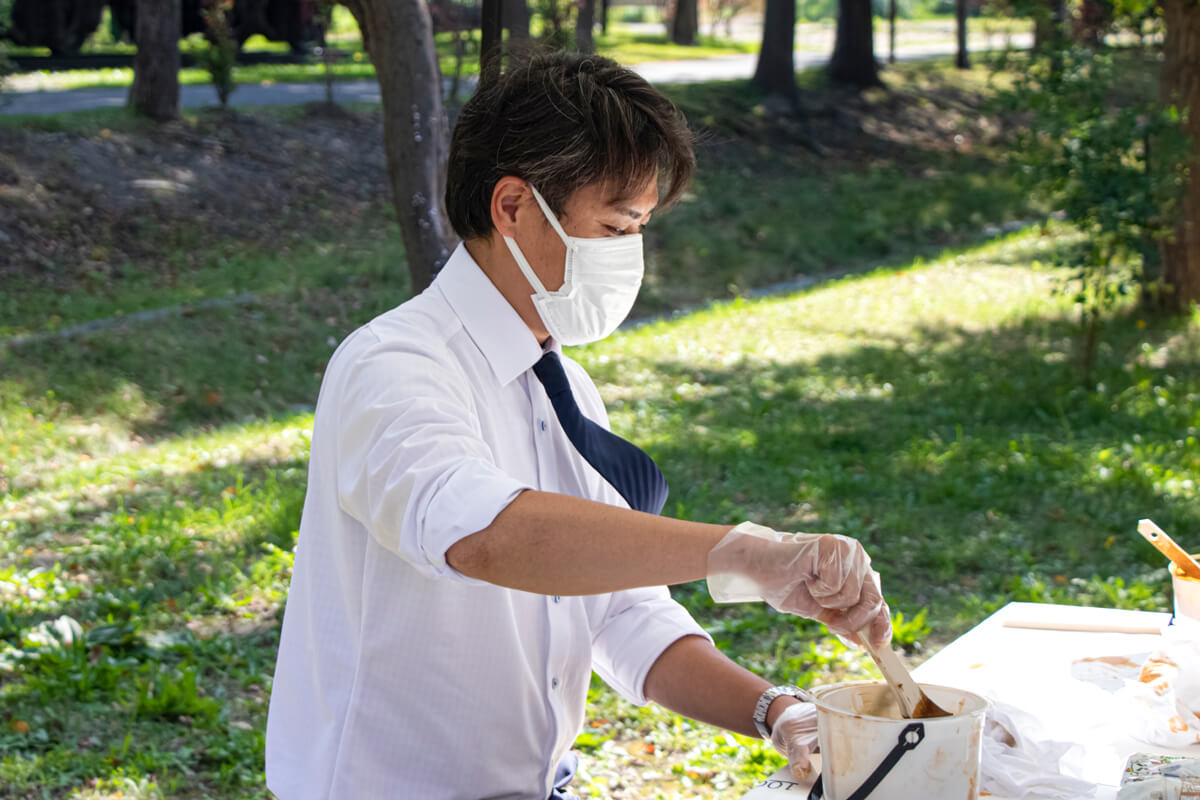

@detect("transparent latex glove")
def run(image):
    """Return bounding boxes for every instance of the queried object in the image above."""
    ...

[707,521,892,647]
[771,701,820,780]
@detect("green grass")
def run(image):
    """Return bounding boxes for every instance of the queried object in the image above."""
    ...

[2,11,1028,94]
[0,104,148,133]
[5,27,754,93]
[0,209,405,341]
[2,223,1196,797]
[1,56,1193,797]
[591,229,1195,622]
[0,98,384,132]
[0,60,1037,339]
[0,135,1030,336]
[640,64,1038,310]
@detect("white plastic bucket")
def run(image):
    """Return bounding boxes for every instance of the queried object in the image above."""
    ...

[808,681,989,800]
[1170,554,1200,624]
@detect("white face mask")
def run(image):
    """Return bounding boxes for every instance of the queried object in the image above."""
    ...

[503,185,645,346]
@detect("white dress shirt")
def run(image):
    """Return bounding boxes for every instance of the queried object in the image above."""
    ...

[265,244,710,800]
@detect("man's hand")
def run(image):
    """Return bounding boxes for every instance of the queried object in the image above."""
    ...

[770,702,819,781]
[706,521,892,647]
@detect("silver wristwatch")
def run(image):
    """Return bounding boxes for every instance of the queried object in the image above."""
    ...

[752,684,809,739]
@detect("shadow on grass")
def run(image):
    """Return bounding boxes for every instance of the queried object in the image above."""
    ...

[7,260,1193,631]
[3,270,1195,795]
[4,229,1193,640]
[633,307,1198,615]
[1,286,398,447]
[632,70,1045,308]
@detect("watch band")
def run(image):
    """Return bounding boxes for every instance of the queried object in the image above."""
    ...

[753,684,809,739]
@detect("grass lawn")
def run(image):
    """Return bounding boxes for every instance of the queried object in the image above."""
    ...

[2,2,1027,94]
[0,59,1038,340]
[4,28,754,93]
[3,224,1196,798]
[1,55,1195,798]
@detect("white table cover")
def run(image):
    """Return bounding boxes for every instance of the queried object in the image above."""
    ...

[741,602,1199,800]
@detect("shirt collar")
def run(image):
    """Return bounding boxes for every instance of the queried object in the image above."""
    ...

[436,243,548,387]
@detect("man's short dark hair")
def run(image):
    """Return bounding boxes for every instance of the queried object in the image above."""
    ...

[446,50,695,240]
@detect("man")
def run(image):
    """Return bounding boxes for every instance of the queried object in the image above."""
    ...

[265,51,891,799]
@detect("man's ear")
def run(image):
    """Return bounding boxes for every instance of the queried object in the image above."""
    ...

[491,177,528,238]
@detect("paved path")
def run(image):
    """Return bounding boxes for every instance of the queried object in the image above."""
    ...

[0,33,1031,116]
[631,34,1029,83]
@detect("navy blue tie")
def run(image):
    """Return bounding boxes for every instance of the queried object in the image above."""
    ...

[532,351,669,515]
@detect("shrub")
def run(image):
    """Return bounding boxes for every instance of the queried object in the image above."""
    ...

[197,0,238,108]
[0,49,12,109]
[995,46,1187,382]
[0,0,13,109]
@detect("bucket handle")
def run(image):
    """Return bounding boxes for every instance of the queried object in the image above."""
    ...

[808,721,926,800]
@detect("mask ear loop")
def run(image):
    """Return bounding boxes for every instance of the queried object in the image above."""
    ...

[503,235,550,296]
[528,185,574,249]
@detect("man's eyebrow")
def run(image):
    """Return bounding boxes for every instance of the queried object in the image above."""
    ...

[614,204,656,219]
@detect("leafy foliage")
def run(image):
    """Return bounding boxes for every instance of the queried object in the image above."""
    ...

[0,0,13,109]
[995,47,1187,380]
[134,664,222,724]
[1109,0,1166,37]
[532,0,579,50]
[196,0,239,108]
[889,608,932,648]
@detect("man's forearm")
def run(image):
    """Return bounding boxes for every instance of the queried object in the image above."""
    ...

[445,489,733,595]
[643,635,799,739]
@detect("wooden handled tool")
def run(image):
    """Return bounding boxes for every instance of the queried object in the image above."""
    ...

[1001,619,1164,635]
[858,629,952,719]
[1138,519,1200,580]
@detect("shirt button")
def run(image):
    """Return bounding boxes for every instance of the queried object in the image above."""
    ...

[551,677,560,689]
[539,419,547,432]
[553,596,561,604]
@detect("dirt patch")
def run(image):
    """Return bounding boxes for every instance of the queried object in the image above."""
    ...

[0,75,1012,300]
[681,73,1009,171]
[0,104,393,293]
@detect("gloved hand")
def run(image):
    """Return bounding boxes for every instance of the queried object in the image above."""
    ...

[707,521,892,647]
[770,701,819,781]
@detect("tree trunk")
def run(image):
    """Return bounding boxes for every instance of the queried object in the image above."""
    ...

[128,0,180,121]
[1074,0,1111,46]
[752,0,796,100]
[671,0,698,45]
[600,0,609,34]
[830,0,880,88]
[1033,15,1052,48]
[955,0,969,68]
[1033,0,1066,49]
[344,0,457,293]
[1156,0,1200,313]
[576,0,595,52]
[888,0,896,64]
[481,0,503,83]
[504,0,530,39]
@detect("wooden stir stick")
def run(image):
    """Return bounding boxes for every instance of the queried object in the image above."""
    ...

[1138,519,1200,580]
[858,629,952,719]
